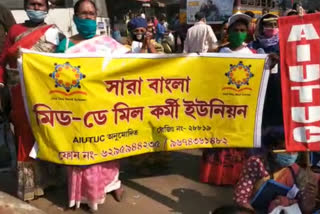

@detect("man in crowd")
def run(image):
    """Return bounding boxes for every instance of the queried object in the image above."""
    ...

[183,11,217,53]
[156,16,166,43]
[0,3,16,52]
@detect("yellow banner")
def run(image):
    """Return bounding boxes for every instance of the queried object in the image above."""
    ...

[21,51,268,165]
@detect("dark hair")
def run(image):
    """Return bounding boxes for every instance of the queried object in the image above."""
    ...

[24,0,49,10]
[287,10,298,16]
[262,126,285,150]
[244,11,255,18]
[292,2,301,11]
[212,205,255,214]
[74,0,97,14]
[262,7,270,13]
[195,11,205,21]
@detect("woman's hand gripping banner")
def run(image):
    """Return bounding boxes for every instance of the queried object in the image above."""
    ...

[20,50,268,165]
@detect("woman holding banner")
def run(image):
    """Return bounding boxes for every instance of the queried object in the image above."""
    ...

[56,0,128,211]
[200,13,254,186]
[249,13,283,134]
[0,0,64,201]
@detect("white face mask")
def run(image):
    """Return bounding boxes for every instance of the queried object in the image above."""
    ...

[26,9,48,23]
[136,34,143,40]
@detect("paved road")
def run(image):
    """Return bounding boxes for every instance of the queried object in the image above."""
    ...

[0,150,233,214]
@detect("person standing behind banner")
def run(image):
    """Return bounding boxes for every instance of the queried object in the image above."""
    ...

[216,21,228,50]
[219,13,255,54]
[0,3,16,53]
[55,0,125,211]
[249,13,282,130]
[0,0,64,201]
[156,17,166,44]
[127,17,163,53]
[183,12,217,53]
[200,13,254,186]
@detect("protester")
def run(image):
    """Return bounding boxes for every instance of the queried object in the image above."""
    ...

[147,18,167,53]
[128,17,163,53]
[127,17,170,174]
[234,127,319,213]
[250,13,279,54]
[0,0,63,201]
[156,17,166,43]
[56,0,124,211]
[249,13,282,130]
[0,3,16,53]
[200,14,254,186]
[292,2,305,15]
[147,18,156,35]
[171,13,180,52]
[218,21,228,47]
[220,13,254,53]
[244,11,256,41]
[183,11,217,53]
[152,16,159,29]
[0,3,16,162]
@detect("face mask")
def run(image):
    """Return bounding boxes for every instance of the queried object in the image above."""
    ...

[275,153,298,167]
[73,16,97,39]
[228,31,247,48]
[136,34,143,40]
[263,28,279,38]
[133,33,145,41]
[26,10,48,23]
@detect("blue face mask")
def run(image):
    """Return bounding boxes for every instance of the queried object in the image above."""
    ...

[73,16,97,39]
[26,10,48,23]
[275,153,298,167]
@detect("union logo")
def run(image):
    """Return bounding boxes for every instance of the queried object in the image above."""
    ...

[223,61,253,92]
[49,62,87,96]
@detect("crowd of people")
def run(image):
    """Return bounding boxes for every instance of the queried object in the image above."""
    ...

[0,0,320,213]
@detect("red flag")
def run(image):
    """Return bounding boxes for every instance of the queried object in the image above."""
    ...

[279,13,320,151]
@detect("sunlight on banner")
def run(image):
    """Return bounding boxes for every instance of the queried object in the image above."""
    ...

[20,51,268,165]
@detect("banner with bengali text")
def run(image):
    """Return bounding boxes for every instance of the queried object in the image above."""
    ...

[20,50,268,165]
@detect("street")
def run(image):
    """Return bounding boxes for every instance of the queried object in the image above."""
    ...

[0,150,233,214]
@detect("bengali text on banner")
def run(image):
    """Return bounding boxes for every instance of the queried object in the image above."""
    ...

[20,51,268,165]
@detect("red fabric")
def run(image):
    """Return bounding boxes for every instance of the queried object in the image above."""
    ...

[7,25,51,57]
[0,23,51,161]
[0,24,29,83]
[279,13,320,151]
[200,149,246,185]
[10,85,35,162]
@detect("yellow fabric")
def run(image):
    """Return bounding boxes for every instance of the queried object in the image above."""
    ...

[21,51,267,165]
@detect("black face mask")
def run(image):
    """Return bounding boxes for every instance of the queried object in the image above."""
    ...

[132,33,145,42]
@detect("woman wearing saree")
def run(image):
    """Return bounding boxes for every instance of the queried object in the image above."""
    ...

[56,0,127,211]
[0,0,63,201]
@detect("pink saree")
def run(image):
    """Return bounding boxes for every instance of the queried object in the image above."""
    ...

[64,35,128,211]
